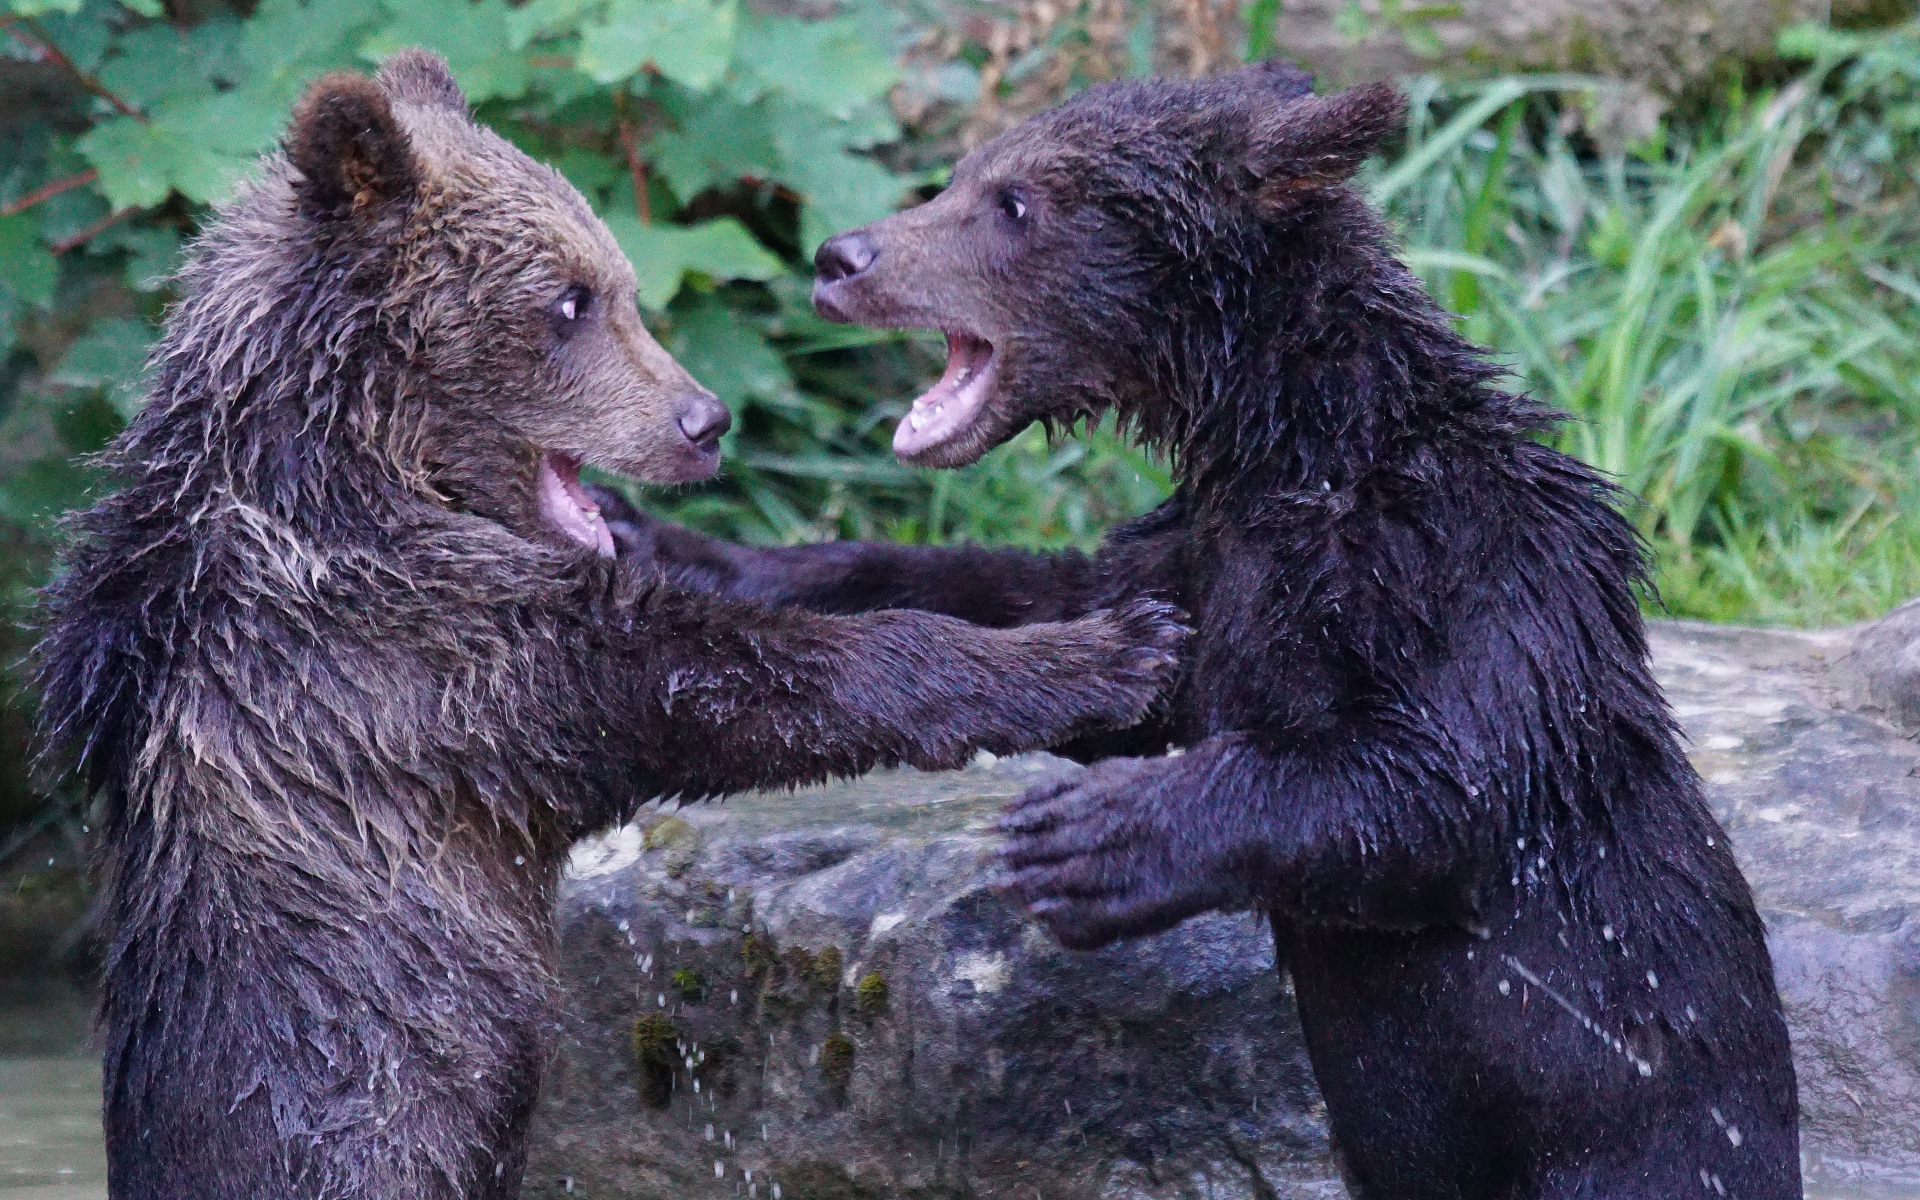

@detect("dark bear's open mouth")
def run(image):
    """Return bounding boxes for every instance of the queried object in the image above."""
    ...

[894,332,998,459]
[538,452,615,558]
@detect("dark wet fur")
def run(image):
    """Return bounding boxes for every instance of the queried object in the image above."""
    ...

[33,52,1183,1200]
[609,65,1801,1200]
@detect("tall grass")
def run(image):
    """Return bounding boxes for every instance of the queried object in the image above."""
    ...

[1381,59,1920,624]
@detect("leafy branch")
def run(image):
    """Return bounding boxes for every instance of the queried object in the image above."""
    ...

[1,14,147,120]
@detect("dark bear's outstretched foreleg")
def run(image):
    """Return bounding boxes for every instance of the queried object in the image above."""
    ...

[589,485,1189,629]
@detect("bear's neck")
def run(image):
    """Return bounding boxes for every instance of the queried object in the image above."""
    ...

[112,222,423,539]
[1149,192,1533,506]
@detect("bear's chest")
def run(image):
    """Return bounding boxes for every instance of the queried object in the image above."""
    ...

[1158,526,1339,742]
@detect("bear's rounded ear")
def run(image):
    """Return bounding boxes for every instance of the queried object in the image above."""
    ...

[1245,81,1405,207]
[375,48,468,114]
[1246,58,1316,103]
[286,73,418,220]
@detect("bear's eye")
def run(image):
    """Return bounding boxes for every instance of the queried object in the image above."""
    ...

[552,284,593,336]
[998,191,1028,224]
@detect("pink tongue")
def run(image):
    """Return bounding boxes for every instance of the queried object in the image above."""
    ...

[538,454,615,558]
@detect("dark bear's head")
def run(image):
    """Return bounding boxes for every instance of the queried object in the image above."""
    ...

[280,51,727,556]
[811,64,1403,468]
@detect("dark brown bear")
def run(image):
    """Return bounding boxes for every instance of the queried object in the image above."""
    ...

[601,65,1802,1200]
[34,51,1184,1200]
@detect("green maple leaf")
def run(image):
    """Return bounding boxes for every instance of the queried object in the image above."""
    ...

[604,214,782,310]
[663,294,792,405]
[0,214,58,309]
[578,0,737,92]
[363,0,532,102]
[76,119,177,210]
[648,94,780,201]
[733,14,898,119]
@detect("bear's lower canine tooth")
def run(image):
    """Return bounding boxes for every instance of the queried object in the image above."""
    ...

[955,367,972,383]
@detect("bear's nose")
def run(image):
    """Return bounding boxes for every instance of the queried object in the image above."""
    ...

[814,231,877,282]
[676,393,731,454]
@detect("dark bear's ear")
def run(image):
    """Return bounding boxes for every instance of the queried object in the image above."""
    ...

[286,73,418,219]
[1246,58,1316,103]
[375,48,469,114]
[1244,81,1405,206]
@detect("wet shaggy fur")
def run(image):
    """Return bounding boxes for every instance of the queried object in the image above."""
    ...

[608,65,1802,1199]
[34,52,1184,1200]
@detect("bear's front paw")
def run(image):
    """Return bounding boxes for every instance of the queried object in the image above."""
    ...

[991,756,1239,950]
[1078,598,1190,725]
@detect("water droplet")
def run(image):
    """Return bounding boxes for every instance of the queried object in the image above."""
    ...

[715,1161,726,1178]
[1497,980,1511,996]
[514,856,525,866]
[706,1124,715,1142]
[1728,1127,1742,1147]
[1647,971,1660,989]
[1602,925,1615,941]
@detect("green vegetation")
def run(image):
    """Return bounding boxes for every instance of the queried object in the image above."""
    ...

[670,967,704,999]
[809,944,844,989]
[854,970,890,1017]
[2,0,1919,853]
[1377,35,1920,624]
[818,1029,855,1089]
[630,1011,679,1107]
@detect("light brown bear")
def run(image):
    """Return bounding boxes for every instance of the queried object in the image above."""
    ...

[36,50,1184,1200]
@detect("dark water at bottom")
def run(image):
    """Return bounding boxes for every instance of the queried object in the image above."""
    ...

[1,984,105,1200]
[1,980,1911,1200]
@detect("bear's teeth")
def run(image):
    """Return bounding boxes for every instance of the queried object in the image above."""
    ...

[955,367,972,383]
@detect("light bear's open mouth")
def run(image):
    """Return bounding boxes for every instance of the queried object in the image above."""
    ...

[893,332,998,459]
[538,452,615,558]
